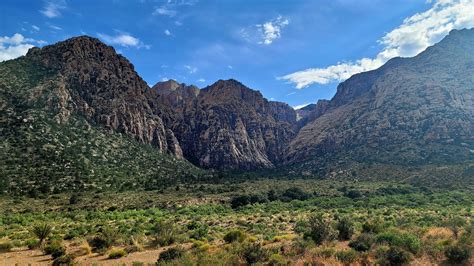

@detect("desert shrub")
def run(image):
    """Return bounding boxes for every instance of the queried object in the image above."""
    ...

[43,241,66,259]
[382,246,412,266]
[376,230,421,254]
[335,249,358,265]
[152,220,177,247]
[187,222,209,240]
[305,213,337,245]
[344,190,363,199]
[336,216,355,240]
[444,244,471,264]
[0,241,13,252]
[268,253,289,265]
[230,194,267,209]
[88,227,119,252]
[238,242,269,264]
[280,187,311,202]
[69,194,80,205]
[445,217,466,239]
[26,239,39,249]
[108,247,127,259]
[52,254,74,266]
[315,247,336,258]
[224,229,245,243]
[32,223,52,246]
[362,217,385,234]
[158,247,183,262]
[349,233,375,252]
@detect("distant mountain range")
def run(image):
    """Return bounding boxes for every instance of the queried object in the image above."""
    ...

[1,29,473,194]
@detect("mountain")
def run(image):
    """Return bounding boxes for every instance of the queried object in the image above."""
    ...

[149,79,297,169]
[285,29,474,177]
[0,36,205,195]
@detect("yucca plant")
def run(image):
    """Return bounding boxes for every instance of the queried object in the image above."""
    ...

[31,224,52,246]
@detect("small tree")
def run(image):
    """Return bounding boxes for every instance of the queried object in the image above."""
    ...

[32,224,52,246]
[152,220,177,246]
[306,213,337,245]
[336,216,355,240]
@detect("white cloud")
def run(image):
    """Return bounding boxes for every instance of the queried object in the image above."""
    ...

[40,0,66,18]
[164,29,171,36]
[197,78,205,82]
[0,33,45,62]
[32,25,40,31]
[257,15,289,45]
[227,65,233,69]
[48,24,63,31]
[153,6,177,17]
[293,103,311,110]
[281,0,474,89]
[97,33,150,49]
[184,65,197,74]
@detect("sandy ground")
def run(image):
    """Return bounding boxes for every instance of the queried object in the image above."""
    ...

[0,245,185,266]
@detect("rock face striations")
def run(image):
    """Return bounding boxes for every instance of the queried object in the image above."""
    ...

[24,36,182,156]
[150,79,297,169]
[286,29,474,168]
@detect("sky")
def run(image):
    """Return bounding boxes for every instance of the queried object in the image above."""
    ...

[1,0,473,109]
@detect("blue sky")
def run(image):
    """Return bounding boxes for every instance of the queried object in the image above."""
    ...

[1,0,473,108]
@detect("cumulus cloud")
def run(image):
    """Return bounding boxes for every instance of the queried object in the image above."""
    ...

[0,33,45,62]
[281,0,474,89]
[257,15,289,45]
[40,0,66,18]
[164,29,171,36]
[97,32,150,49]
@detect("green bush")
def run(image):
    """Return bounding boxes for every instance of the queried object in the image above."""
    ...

[108,248,127,259]
[88,228,119,252]
[335,249,358,265]
[268,253,289,266]
[349,233,374,252]
[305,214,337,245]
[0,241,14,252]
[362,217,385,234]
[157,247,183,263]
[238,242,268,264]
[375,230,421,254]
[224,230,245,243]
[383,246,412,266]
[336,216,355,240]
[26,239,39,249]
[152,220,177,247]
[43,241,66,259]
[188,222,209,240]
[444,244,471,264]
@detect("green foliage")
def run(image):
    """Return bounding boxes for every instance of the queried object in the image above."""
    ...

[31,223,52,245]
[349,233,375,252]
[26,239,39,249]
[335,249,358,265]
[88,227,119,252]
[336,216,355,240]
[238,242,269,264]
[375,230,421,254]
[188,221,209,240]
[157,247,183,263]
[0,241,13,252]
[43,241,66,259]
[444,244,471,264]
[108,248,127,259]
[382,246,412,266]
[224,229,245,243]
[362,217,386,234]
[152,220,177,247]
[305,213,337,245]
[280,187,311,202]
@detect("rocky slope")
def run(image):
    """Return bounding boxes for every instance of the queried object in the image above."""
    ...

[286,29,474,172]
[150,79,297,169]
[0,36,205,194]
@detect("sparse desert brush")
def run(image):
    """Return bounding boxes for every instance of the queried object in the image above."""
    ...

[31,223,53,246]
[73,241,92,256]
[0,241,14,252]
[224,229,246,243]
[108,247,127,259]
